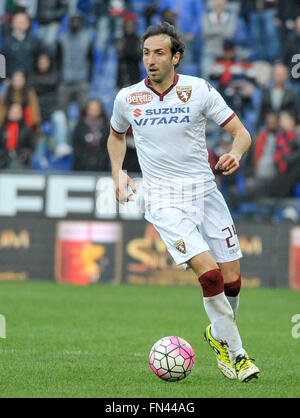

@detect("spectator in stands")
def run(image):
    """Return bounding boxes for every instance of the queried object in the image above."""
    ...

[89,0,131,53]
[157,0,204,63]
[0,70,41,137]
[67,0,79,15]
[250,111,300,198]
[274,111,300,177]
[0,0,37,18]
[256,62,299,131]
[241,0,281,61]
[31,53,72,157]
[143,1,159,27]
[0,103,35,169]
[210,131,239,193]
[275,111,300,198]
[56,13,94,116]
[283,15,300,71]
[277,0,300,44]
[36,0,68,56]
[283,15,300,103]
[1,12,45,78]
[201,0,238,79]
[159,8,177,26]
[72,98,110,171]
[252,112,279,187]
[210,40,257,118]
[123,127,141,173]
[115,13,141,89]
[0,2,14,39]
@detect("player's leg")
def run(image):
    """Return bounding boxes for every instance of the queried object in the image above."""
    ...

[188,253,245,372]
[189,252,259,382]
[146,208,239,378]
[187,250,218,276]
[146,205,258,381]
[200,190,259,381]
[218,259,241,316]
[199,189,242,318]
[217,259,260,381]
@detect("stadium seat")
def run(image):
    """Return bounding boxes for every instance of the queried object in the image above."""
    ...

[30,19,40,36]
[59,15,70,36]
[236,172,247,195]
[140,63,147,79]
[243,108,258,137]
[293,181,300,198]
[179,62,199,77]
[136,15,147,36]
[94,47,104,72]
[237,202,270,219]
[42,122,54,136]
[273,204,300,223]
[234,17,249,47]
[31,140,74,172]
[0,82,7,96]
[69,102,80,120]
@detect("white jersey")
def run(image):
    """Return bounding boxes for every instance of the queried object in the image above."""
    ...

[110,73,235,212]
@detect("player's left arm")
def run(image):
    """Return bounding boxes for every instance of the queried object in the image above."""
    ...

[215,115,252,176]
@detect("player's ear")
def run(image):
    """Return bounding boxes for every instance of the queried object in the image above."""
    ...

[172,52,180,66]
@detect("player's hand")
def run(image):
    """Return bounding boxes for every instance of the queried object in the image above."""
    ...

[215,151,241,176]
[112,169,137,203]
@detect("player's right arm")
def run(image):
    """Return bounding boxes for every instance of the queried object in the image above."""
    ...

[215,114,252,176]
[203,80,251,176]
[107,127,136,203]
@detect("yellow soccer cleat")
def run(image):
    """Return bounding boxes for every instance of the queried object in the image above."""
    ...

[204,325,237,380]
[235,354,260,382]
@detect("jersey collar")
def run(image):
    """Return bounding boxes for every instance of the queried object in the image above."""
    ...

[144,73,179,101]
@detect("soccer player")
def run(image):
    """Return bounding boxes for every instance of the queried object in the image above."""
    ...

[108,22,259,382]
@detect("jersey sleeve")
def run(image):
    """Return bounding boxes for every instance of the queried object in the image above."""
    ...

[202,81,235,127]
[110,90,131,134]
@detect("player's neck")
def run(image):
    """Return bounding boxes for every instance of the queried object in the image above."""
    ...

[148,70,176,94]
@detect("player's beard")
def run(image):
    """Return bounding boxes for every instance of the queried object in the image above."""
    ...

[148,62,174,84]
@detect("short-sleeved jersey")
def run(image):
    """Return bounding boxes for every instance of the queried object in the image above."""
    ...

[110,73,235,209]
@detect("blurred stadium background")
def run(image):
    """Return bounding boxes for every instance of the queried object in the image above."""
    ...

[0,0,300,289]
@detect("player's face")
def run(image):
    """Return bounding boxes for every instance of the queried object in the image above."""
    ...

[143,35,179,84]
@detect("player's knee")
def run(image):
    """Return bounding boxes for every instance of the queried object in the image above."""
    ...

[224,274,241,297]
[198,269,224,297]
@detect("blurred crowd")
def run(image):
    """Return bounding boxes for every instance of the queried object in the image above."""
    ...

[1,0,300,214]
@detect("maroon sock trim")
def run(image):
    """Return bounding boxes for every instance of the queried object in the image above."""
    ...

[224,275,241,297]
[198,269,224,297]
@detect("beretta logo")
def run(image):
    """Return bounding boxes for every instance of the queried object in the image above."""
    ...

[126,92,153,105]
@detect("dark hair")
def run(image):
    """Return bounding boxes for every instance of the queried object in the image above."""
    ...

[81,98,108,122]
[12,11,31,21]
[140,22,185,68]
[6,70,30,108]
[4,102,25,125]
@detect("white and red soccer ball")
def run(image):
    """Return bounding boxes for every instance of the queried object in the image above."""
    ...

[149,336,195,382]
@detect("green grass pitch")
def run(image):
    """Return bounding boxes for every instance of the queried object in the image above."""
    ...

[0,281,299,398]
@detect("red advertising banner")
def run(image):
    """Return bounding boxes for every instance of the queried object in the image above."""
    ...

[55,221,122,285]
[289,227,300,290]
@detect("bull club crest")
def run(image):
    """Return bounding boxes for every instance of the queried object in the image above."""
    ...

[174,239,186,254]
[176,86,192,103]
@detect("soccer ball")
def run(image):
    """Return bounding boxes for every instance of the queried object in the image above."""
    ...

[149,336,195,382]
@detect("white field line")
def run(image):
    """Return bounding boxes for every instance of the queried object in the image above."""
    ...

[0,348,145,357]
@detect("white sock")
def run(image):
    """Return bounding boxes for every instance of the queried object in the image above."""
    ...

[226,294,240,316]
[203,292,246,362]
